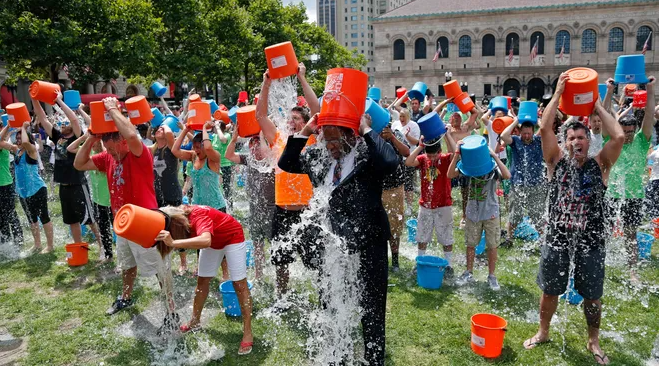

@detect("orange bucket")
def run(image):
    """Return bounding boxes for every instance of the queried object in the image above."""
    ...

[471,313,507,358]
[188,94,201,103]
[318,68,368,131]
[492,116,514,134]
[65,243,90,266]
[29,80,61,105]
[125,96,154,125]
[559,67,598,117]
[213,109,231,123]
[113,204,166,249]
[237,105,261,137]
[187,101,211,130]
[6,103,31,128]
[264,41,299,79]
[454,92,475,113]
[624,84,637,97]
[652,218,659,239]
[443,80,462,99]
[89,101,119,134]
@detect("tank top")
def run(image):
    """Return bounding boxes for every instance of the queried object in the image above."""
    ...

[274,133,315,207]
[153,145,182,204]
[545,157,606,250]
[189,158,226,210]
[14,151,46,199]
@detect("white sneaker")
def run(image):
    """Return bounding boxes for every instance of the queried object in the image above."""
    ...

[459,218,466,229]
[456,271,474,286]
[405,206,412,217]
[488,275,501,291]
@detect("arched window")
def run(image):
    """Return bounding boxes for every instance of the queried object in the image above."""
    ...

[530,31,545,54]
[505,33,519,55]
[459,35,471,57]
[393,39,405,60]
[414,38,427,59]
[636,26,653,52]
[482,34,495,56]
[555,30,570,54]
[582,29,597,53]
[608,27,624,52]
[436,37,449,58]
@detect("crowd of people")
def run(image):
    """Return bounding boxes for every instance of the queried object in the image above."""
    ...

[1,62,658,365]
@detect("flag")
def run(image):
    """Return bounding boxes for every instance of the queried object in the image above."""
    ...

[642,31,652,55]
[508,46,514,63]
[433,46,443,62]
[530,36,539,63]
[559,37,565,60]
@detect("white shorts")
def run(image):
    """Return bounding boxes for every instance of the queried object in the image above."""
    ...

[416,206,454,246]
[116,236,161,277]
[198,242,247,281]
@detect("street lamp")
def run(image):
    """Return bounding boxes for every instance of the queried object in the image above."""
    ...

[445,71,453,82]
[460,82,468,92]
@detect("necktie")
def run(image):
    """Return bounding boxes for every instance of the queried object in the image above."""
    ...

[333,159,342,186]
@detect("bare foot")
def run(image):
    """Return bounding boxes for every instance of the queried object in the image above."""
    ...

[629,270,640,285]
[523,333,550,350]
[28,246,42,254]
[587,342,610,365]
[41,247,54,254]
[177,265,187,276]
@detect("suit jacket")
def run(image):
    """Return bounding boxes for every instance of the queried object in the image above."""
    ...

[278,130,399,252]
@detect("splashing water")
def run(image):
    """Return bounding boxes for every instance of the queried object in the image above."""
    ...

[268,77,298,137]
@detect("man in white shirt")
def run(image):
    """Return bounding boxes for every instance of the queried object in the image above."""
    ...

[390,109,420,216]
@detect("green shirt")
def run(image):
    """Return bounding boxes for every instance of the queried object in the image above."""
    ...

[606,130,651,199]
[0,149,12,187]
[212,132,234,168]
[89,151,111,206]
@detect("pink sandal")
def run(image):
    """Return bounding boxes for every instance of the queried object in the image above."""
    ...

[179,323,202,333]
[238,341,253,355]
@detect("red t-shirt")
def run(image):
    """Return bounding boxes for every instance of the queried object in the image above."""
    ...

[188,205,245,250]
[92,143,157,214]
[416,153,453,209]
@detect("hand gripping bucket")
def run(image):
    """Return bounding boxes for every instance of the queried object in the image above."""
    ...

[367,87,381,103]
[125,96,154,125]
[214,109,231,123]
[63,90,82,110]
[637,232,654,260]
[457,135,495,177]
[598,84,608,102]
[228,106,239,123]
[633,91,647,108]
[318,68,368,131]
[518,101,538,125]
[415,255,448,289]
[151,108,165,128]
[264,41,299,80]
[113,204,166,249]
[396,88,408,101]
[187,101,212,131]
[406,219,417,243]
[163,115,180,133]
[65,243,90,267]
[365,98,390,134]
[454,92,475,114]
[219,280,253,317]
[237,105,261,137]
[151,82,168,98]
[408,82,427,102]
[489,96,509,114]
[559,68,598,117]
[614,54,648,84]
[89,101,119,134]
[443,80,462,99]
[471,313,507,358]
[29,80,61,105]
[6,103,31,128]
[417,112,447,142]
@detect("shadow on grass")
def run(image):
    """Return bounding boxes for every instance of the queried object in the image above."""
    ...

[0,251,58,279]
[204,328,273,365]
[562,341,647,366]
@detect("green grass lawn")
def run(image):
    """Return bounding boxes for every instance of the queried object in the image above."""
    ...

[1,184,658,365]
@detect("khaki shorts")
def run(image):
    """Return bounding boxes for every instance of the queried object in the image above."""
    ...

[116,236,161,277]
[382,185,405,239]
[416,206,454,245]
[465,217,500,249]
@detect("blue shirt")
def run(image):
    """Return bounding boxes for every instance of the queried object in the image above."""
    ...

[14,152,46,198]
[509,135,544,187]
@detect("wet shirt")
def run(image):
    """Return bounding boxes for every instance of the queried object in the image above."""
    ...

[274,132,315,207]
[417,153,452,209]
[89,151,111,207]
[0,149,11,187]
[153,146,182,204]
[382,130,409,190]
[188,205,245,250]
[606,130,651,199]
[212,132,234,168]
[465,169,501,222]
[410,109,425,123]
[391,120,420,147]
[546,157,606,249]
[509,135,544,187]
[238,154,275,210]
[51,128,86,185]
[14,152,46,199]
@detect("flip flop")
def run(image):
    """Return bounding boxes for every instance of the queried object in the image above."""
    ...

[238,341,253,356]
[523,337,550,350]
[587,347,610,365]
[179,323,202,334]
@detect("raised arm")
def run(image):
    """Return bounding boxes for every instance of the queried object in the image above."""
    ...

[491,148,511,180]
[255,71,278,144]
[595,100,624,177]
[103,97,143,157]
[423,95,433,114]
[66,133,88,154]
[77,103,91,128]
[446,141,463,179]
[298,63,320,115]
[55,90,82,137]
[540,72,567,169]
[641,76,656,141]
[432,97,453,114]
[202,122,220,163]
[73,134,100,171]
[223,127,242,164]
[32,99,54,137]
[20,122,39,160]
[0,125,17,153]
[160,96,173,116]
[500,116,519,146]
[464,107,482,131]
[481,109,492,126]
[603,78,615,112]
[444,128,456,153]
[172,126,194,161]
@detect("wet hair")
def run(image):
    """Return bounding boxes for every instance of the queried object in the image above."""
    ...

[156,206,191,258]
[291,106,310,122]
[399,108,410,118]
[192,132,204,144]
[520,122,535,130]
[101,132,122,142]
[424,142,442,154]
[562,120,591,141]
[619,115,638,127]
[219,122,227,133]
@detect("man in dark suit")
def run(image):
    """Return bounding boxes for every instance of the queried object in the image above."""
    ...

[278,113,399,366]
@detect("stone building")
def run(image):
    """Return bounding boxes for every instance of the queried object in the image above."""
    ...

[372,0,659,102]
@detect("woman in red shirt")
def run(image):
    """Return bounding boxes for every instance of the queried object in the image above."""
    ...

[155,204,253,355]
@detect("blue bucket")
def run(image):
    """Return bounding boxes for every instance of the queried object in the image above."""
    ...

[365,98,390,134]
[518,101,538,125]
[245,240,254,267]
[182,196,189,204]
[637,232,654,260]
[228,106,239,123]
[476,231,486,255]
[417,111,447,141]
[206,100,219,115]
[490,96,509,114]
[614,55,648,84]
[163,114,180,133]
[219,280,253,317]
[407,218,417,243]
[560,278,583,305]
[514,217,540,241]
[63,90,81,110]
[1,114,7,127]
[416,255,448,290]
[151,108,165,127]
[151,82,168,98]
[368,87,381,103]
[408,82,427,102]
[598,84,607,102]
[457,135,495,177]
[446,103,459,114]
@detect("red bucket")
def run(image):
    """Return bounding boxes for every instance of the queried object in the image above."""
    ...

[318,68,368,131]
[633,90,647,108]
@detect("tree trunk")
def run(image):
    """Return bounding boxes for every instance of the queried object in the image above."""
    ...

[244,61,249,93]
[50,64,59,83]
